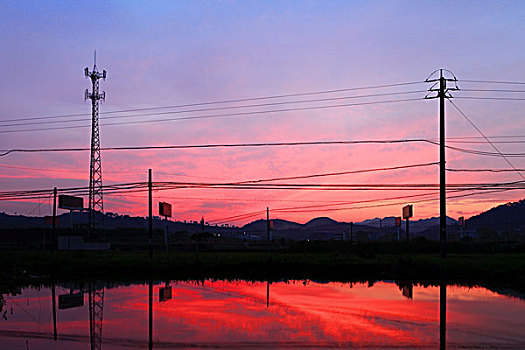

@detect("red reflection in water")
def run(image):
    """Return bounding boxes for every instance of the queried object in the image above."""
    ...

[1,281,525,349]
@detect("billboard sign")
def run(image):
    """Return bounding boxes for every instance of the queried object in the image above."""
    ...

[458,216,465,227]
[159,202,172,217]
[395,217,401,227]
[402,205,413,219]
[58,293,84,309]
[159,286,172,302]
[58,195,83,210]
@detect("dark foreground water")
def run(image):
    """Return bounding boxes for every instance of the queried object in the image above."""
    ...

[1,280,524,349]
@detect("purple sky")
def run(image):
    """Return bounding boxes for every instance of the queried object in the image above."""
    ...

[1,1,525,224]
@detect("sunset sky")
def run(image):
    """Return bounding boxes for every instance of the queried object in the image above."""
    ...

[1,1,525,224]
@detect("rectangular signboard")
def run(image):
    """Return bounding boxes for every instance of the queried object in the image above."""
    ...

[159,286,172,302]
[402,285,413,299]
[395,217,401,227]
[159,202,172,217]
[402,205,413,219]
[58,293,84,309]
[45,216,60,225]
[58,195,83,210]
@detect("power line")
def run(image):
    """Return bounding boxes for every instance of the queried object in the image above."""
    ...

[0,138,433,156]
[456,96,525,101]
[0,161,439,186]
[208,187,518,223]
[460,88,525,93]
[449,100,525,181]
[0,90,426,128]
[3,134,525,156]
[4,138,525,158]
[0,81,425,124]
[0,164,144,174]
[443,144,525,157]
[460,79,525,85]
[233,162,439,184]
[271,188,516,214]
[2,179,523,201]
[447,168,525,173]
[0,97,422,134]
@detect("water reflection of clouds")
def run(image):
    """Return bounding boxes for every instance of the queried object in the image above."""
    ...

[1,281,525,349]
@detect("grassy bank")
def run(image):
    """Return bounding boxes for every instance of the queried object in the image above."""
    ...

[1,250,524,293]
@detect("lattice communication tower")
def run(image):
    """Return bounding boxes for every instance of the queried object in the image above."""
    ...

[84,54,107,233]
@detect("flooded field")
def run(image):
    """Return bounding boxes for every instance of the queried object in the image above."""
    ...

[1,280,524,349]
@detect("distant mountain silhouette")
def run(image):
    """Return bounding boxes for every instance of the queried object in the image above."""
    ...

[466,199,525,232]
[358,216,457,234]
[358,217,398,227]
[1,199,524,241]
[303,217,339,228]
[242,218,301,231]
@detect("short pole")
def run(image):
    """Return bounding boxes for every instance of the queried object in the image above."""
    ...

[164,216,169,254]
[52,283,57,340]
[406,218,410,241]
[266,207,270,254]
[148,169,153,259]
[53,187,57,250]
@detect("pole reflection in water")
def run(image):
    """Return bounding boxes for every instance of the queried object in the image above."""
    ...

[51,283,57,341]
[440,283,447,350]
[149,280,153,350]
[266,280,270,308]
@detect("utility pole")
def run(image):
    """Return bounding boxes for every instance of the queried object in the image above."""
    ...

[405,218,410,241]
[148,169,153,259]
[425,69,459,259]
[53,187,57,250]
[52,283,57,341]
[85,51,107,235]
[148,280,153,350]
[266,207,270,254]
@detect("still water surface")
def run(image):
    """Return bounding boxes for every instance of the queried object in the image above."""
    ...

[1,280,524,349]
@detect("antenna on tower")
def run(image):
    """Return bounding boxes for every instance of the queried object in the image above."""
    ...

[93,50,97,69]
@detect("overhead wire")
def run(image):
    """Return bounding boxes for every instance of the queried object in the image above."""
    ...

[4,138,525,158]
[456,96,525,101]
[0,90,426,128]
[0,97,423,134]
[459,79,525,85]
[0,138,434,157]
[449,100,525,180]
[4,78,525,221]
[459,88,525,93]
[208,187,517,222]
[0,80,425,124]
[2,179,524,201]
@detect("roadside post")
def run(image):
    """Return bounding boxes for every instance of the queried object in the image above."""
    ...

[458,216,465,239]
[395,217,401,240]
[148,169,153,259]
[266,207,270,254]
[53,187,57,250]
[159,202,172,254]
[402,205,413,241]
